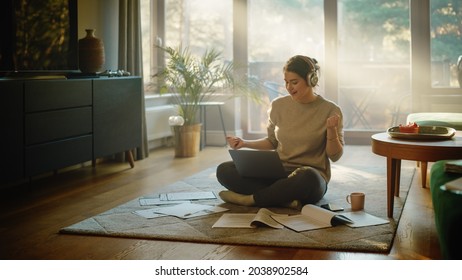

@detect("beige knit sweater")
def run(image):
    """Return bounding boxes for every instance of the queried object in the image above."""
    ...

[266,95,344,182]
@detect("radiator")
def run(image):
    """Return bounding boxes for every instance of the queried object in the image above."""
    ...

[145,104,177,142]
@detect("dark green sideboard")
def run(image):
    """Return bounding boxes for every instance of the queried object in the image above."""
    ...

[0,76,142,185]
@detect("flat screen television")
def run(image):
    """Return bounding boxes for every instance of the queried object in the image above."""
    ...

[0,0,78,77]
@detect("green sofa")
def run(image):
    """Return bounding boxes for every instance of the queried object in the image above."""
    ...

[430,160,462,259]
[407,112,462,188]
[407,112,462,130]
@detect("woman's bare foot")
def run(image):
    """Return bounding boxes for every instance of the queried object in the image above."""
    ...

[284,200,302,210]
[219,191,255,206]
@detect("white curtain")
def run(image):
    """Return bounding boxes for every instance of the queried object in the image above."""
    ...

[118,0,149,160]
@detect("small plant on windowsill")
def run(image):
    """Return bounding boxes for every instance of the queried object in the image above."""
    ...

[154,45,261,157]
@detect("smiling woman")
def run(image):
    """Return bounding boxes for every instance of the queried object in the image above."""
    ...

[215,54,344,209]
[283,55,320,104]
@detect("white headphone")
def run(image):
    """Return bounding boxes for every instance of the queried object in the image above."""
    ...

[302,56,319,87]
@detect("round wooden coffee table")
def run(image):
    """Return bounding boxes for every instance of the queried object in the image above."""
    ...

[371,131,462,218]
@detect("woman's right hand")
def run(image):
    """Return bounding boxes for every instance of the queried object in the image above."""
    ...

[227,136,244,149]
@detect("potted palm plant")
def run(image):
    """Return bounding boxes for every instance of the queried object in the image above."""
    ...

[155,45,259,157]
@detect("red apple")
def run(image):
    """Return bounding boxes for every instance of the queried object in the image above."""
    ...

[399,122,419,133]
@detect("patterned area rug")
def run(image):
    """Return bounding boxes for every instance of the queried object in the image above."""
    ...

[60,164,415,253]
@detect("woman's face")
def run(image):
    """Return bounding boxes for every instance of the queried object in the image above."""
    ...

[284,71,312,103]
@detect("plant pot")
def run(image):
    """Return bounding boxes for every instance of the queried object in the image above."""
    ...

[173,124,202,157]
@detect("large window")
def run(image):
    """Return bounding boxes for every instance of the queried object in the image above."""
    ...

[164,0,233,57]
[337,0,411,130]
[141,0,233,92]
[430,0,462,88]
[141,0,462,142]
[247,0,324,134]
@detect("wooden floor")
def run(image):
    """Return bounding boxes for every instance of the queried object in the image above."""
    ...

[0,145,442,260]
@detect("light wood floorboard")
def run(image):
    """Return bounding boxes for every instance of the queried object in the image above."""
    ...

[0,145,441,260]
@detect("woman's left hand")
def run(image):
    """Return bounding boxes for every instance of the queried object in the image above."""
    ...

[326,114,340,128]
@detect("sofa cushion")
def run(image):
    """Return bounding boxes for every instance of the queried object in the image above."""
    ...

[407,112,462,130]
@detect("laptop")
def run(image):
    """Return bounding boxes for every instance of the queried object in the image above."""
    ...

[228,149,287,179]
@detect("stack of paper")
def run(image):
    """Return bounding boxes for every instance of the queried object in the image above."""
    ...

[134,191,228,219]
[135,203,228,219]
[160,191,217,201]
[139,191,217,206]
[445,160,462,174]
[445,177,462,191]
[340,211,389,228]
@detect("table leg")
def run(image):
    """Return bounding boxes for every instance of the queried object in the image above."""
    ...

[387,157,401,218]
[420,161,428,188]
[200,106,205,150]
[217,105,227,146]
[395,159,401,196]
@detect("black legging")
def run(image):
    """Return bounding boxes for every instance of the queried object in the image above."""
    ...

[216,161,327,207]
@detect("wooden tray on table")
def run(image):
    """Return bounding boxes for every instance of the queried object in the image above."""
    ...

[387,126,456,140]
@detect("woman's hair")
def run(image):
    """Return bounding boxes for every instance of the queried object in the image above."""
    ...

[283,55,319,85]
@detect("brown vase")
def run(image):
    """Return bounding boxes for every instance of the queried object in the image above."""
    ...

[173,124,202,157]
[78,29,105,73]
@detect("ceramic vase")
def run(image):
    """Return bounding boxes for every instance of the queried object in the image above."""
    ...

[78,29,105,73]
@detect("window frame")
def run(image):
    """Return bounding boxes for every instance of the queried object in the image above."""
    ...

[149,0,461,143]
[410,0,462,112]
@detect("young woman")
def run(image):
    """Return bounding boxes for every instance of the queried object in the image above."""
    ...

[216,55,344,208]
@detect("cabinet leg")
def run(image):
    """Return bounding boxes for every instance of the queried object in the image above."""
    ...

[126,150,135,168]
